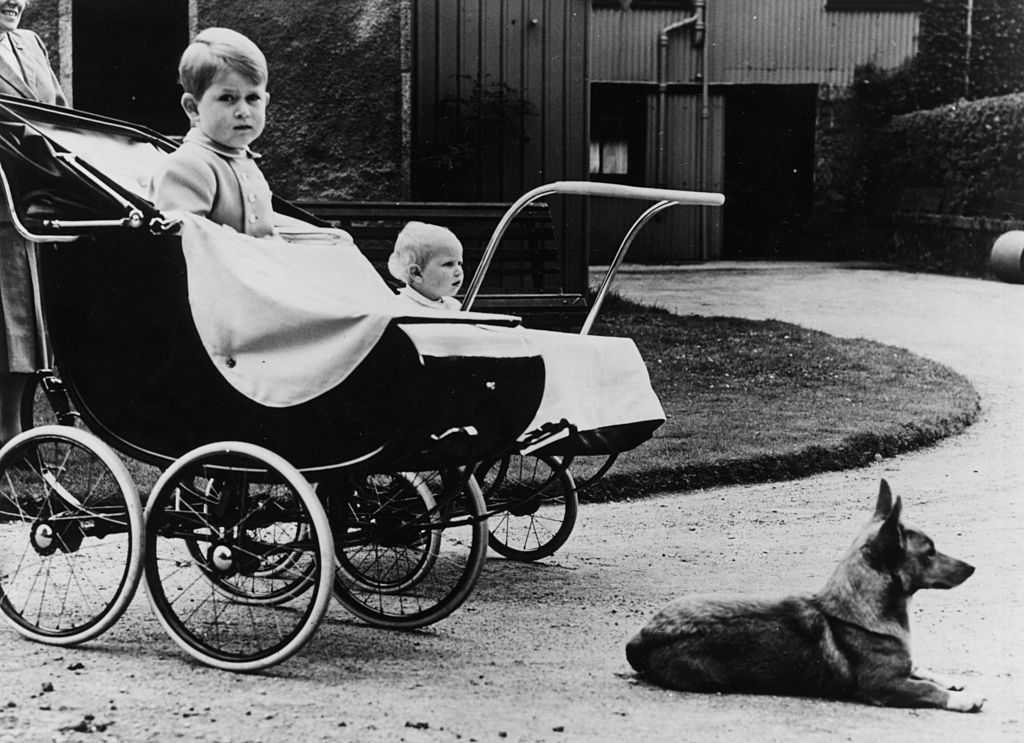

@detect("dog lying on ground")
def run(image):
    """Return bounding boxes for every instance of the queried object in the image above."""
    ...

[626,480,983,712]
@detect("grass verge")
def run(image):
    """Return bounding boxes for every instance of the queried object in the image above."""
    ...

[581,294,981,501]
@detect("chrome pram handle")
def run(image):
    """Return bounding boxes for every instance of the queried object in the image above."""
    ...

[460,181,725,334]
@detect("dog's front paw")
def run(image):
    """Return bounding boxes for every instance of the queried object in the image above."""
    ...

[945,690,985,713]
[913,667,964,691]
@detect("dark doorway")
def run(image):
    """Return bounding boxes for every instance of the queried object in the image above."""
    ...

[72,1,189,134]
[723,85,816,258]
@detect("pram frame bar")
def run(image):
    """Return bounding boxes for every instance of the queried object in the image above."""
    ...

[461,181,725,323]
[583,199,678,337]
[0,163,78,243]
[42,153,146,231]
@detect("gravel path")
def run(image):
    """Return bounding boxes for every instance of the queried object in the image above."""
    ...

[1,263,1021,743]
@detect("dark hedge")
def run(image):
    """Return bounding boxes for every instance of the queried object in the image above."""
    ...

[871,93,1024,213]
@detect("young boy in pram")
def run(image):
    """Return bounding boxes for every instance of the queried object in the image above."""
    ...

[149,27,275,238]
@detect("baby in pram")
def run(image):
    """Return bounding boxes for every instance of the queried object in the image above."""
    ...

[388,221,465,311]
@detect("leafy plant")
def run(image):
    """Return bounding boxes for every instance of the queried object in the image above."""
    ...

[853,0,1024,119]
[418,75,535,200]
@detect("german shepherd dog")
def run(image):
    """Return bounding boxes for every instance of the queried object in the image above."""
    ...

[626,480,983,711]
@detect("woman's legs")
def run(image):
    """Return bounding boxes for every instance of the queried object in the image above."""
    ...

[0,229,41,445]
[0,371,29,445]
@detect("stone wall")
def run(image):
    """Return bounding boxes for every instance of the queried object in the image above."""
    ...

[23,0,60,64]
[890,214,1021,278]
[191,0,403,202]
[196,0,406,201]
[23,1,407,201]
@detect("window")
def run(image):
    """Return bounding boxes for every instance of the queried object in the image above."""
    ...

[826,0,923,10]
[589,84,647,184]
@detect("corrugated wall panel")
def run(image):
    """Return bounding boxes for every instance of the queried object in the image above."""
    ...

[590,91,724,263]
[414,0,589,289]
[416,0,587,194]
[591,1,919,85]
[591,8,699,83]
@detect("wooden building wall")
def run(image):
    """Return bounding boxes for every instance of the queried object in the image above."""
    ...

[589,90,725,263]
[588,0,921,262]
[591,1,920,86]
[413,0,590,292]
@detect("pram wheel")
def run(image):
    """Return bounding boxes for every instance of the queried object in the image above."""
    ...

[478,454,578,561]
[328,469,487,630]
[330,472,441,594]
[143,442,334,672]
[0,426,143,645]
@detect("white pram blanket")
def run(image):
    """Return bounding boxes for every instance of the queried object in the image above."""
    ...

[397,323,665,439]
[177,212,479,407]
[177,212,664,438]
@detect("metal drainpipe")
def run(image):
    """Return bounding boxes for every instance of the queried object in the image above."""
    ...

[656,12,699,188]
[656,1,709,258]
[694,0,709,260]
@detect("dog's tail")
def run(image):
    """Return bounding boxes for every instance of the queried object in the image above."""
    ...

[625,633,648,673]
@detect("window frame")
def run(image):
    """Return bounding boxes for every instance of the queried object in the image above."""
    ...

[592,1,695,10]
[589,83,649,186]
[825,0,924,11]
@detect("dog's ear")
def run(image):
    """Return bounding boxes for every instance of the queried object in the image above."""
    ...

[867,494,905,567]
[882,495,903,534]
[873,479,894,519]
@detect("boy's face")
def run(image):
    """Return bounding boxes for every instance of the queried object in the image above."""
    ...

[412,243,463,301]
[183,68,268,150]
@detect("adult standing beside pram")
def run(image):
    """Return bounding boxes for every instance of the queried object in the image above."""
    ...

[0,0,66,446]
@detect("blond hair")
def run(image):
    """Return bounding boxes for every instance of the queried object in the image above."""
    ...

[178,27,268,97]
[388,221,463,283]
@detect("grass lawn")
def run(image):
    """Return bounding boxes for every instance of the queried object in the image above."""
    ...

[582,294,981,500]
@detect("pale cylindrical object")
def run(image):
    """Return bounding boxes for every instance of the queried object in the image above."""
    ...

[990,231,1024,283]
